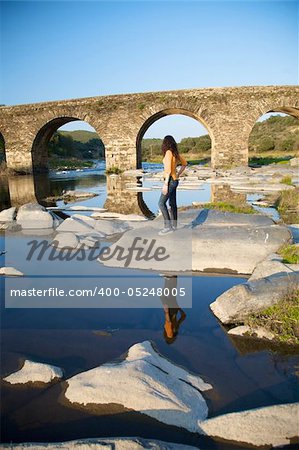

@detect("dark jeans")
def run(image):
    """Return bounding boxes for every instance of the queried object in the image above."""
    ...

[158,177,179,228]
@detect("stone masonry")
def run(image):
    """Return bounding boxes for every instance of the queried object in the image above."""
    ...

[0,85,298,173]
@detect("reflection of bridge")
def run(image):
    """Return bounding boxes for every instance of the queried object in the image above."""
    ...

[1,174,157,217]
[2,173,246,216]
[0,86,298,173]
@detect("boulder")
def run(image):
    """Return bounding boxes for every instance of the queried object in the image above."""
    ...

[51,232,79,249]
[198,403,299,447]
[0,266,24,276]
[0,438,198,450]
[210,273,299,324]
[0,207,16,222]
[249,256,294,281]
[16,203,54,229]
[65,341,212,432]
[3,360,63,384]
[55,216,97,234]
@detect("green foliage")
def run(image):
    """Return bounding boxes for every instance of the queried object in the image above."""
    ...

[141,135,211,161]
[246,288,299,345]
[279,136,297,152]
[278,244,299,264]
[180,135,211,154]
[106,166,123,174]
[249,115,299,154]
[257,136,275,152]
[137,103,146,110]
[48,130,105,161]
[249,156,292,166]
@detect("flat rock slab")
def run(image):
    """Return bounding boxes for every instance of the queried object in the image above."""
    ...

[99,210,291,274]
[231,184,294,192]
[65,341,212,432]
[16,203,54,229]
[63,190,98,199]
[210,272,299,324]
[198,403,299,447]
[0,438,199,450]
[56,214,129,236]
[66,206,107,212]
[0,266,24,276]
[3,360,63,384]
[91,212,147,221]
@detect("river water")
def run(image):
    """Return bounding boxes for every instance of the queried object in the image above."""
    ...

[0,163,298,449]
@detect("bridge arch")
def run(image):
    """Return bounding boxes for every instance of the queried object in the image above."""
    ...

[136,108,215,168]
[247,104,299,161]
[31,116,106,172]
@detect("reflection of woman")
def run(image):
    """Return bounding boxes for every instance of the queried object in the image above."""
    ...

[160,275,186,344]
[158,135,187,235]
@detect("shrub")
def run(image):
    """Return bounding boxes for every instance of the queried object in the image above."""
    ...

[106,166,123,174]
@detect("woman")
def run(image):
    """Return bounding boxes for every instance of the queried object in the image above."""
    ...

[158,135,187,234]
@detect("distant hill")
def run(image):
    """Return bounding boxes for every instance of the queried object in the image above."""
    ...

[48,130,105,160]
[249,115,299,153]
[59,130,99,143]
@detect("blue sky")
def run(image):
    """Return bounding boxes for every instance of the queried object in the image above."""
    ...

[1,0,298,139]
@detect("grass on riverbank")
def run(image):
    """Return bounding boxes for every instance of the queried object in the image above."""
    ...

[246,288,299,345]
[275,189,299,224]
[180,201,256,214]
[248,155,294,166]
[278,244,299,264]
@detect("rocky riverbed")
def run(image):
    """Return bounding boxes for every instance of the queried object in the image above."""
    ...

[1,160,298,449]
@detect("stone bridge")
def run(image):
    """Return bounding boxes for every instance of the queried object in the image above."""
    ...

[0,85,298,173]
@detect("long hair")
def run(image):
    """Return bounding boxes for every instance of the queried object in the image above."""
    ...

[162,135,179,159]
